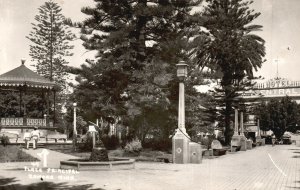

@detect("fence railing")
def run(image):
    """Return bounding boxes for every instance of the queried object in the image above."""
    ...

[0,117,53,127]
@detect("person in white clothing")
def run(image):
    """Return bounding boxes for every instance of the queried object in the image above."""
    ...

[30,127,40,149]
[23,130,31,149]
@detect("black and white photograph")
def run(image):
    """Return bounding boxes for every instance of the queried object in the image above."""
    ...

[0,0,300,189]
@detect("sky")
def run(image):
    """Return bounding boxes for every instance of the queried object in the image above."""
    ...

[0,0,300,81]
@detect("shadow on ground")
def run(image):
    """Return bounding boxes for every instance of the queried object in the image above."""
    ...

[0,177,105,190]
[292,155,300,158]
[286,181,300,189]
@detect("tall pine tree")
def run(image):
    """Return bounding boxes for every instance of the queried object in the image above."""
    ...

[70,0,206,141]
[27,0,74,88]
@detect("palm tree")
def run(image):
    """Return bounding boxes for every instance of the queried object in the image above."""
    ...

[190,0,266,144]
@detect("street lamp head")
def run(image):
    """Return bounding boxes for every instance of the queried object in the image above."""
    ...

[73,102,77,107]
[176,61,188,80]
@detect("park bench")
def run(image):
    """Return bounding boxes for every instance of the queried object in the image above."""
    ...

[46,132,67,143]
[155,154,172,163]
[211,140,227,156]
[0,131,19,143]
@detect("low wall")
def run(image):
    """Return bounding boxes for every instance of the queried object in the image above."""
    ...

[60,158,135,171]
[7,142,74,150]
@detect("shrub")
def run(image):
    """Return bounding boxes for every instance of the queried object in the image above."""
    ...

[201,135,214,150]
[124,138,142,154]
[0,135,9,146]
[79,133,106,152]
[80,134,93,152]
[101,135,119,150]
[143,139,172,151]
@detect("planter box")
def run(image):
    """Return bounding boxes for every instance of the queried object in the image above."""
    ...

[60,158,135,171]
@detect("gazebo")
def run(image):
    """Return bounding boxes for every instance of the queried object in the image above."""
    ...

[0,59,58,132]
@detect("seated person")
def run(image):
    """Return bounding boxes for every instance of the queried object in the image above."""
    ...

[23,130,31,149]
[30,127,40,149]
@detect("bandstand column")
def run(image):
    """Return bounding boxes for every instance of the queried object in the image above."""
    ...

[19,90,22,117]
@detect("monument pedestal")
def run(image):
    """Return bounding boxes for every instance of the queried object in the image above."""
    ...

[189,142,202,164]
[256,136,262,146]
[172,129,190,164]
[231,135,241,152]
[246,139,253,150]
[240,135,247,151]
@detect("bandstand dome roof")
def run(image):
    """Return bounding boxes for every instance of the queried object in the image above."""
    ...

[0,60,56,89]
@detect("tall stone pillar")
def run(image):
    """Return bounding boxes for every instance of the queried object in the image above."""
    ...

[256,119,264,146]
[231,108,241,151]
[234,109,239,135]
[256,119,261,141]
[240,112,247,151]
[240,112,244,136]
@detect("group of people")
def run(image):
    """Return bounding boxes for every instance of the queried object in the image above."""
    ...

[23,127,40,149]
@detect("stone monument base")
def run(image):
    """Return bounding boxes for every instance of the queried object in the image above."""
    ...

[240,135,247,151]
[172,129,190,164]
[246,139,253,150]
[231,135,241,152]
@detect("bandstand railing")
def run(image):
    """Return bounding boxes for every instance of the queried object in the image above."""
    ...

[0,117,53,127]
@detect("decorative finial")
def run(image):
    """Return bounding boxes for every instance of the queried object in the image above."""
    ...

[21,59,26,65]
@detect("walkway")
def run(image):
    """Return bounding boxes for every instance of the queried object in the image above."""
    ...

[23,148,78,168]
[0,145,299,190]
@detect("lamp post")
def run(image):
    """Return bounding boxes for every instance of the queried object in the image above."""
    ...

[176,61,188,134]
[44,114,47,127]
[172,61,190,164]
[73,102,77,151]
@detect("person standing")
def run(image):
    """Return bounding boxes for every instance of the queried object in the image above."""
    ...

[30,127,40,149]
[271,133,276,146]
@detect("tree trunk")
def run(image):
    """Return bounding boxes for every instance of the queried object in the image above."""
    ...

[223,73,234,145]
[224,97,233,145]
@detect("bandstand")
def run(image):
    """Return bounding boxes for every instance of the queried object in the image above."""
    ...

[0,60,59,142]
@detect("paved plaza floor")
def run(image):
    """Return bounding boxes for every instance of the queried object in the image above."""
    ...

[0,144,299,190]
